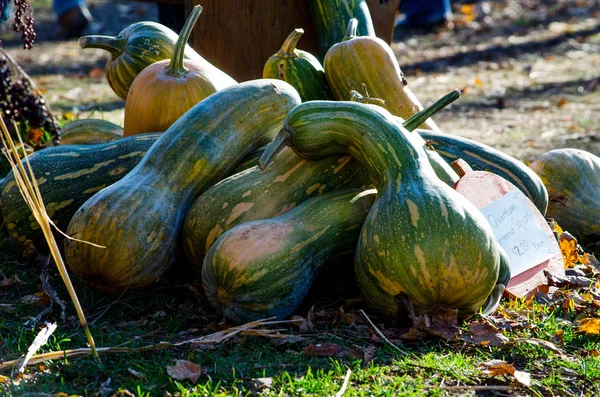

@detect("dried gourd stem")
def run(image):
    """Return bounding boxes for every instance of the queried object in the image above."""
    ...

[0,117,99,362]
[359,309,409,355]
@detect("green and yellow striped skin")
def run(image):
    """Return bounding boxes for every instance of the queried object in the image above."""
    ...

[263,29,334,102]
[65,80,301,294]
[183,146,371,269]
[58,119,124,145]
[1,133,160,252]
[202,189,376,323]
[530,148,600,237]
[269,101,502,319]
[308,0,375,61]
[416,129,549,215]
[78,21,234,101]
[324,19,439,132]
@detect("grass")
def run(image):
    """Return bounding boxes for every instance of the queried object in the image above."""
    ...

[1,237,600,396]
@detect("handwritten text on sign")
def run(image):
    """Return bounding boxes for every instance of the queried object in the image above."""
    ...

[480,190,557,276]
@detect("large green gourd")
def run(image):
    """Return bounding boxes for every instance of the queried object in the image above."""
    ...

[184,90,460,267]
[183,147,370,268]
[324,19,439,131]
[58,119,124,145]
[263,29,334,102]
[65,80,301,293]
[417,129,549,215]
[2,134,160,252]
[79,21,235,101]
[308,0,375,61]
[530,148,600,237]
[260,101,503,319]
[203,189,376,323]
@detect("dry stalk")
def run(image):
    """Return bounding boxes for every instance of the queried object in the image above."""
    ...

[0,117,99,361]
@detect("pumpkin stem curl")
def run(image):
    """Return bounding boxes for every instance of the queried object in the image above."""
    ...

[277,29,304,59]
[78,35,127,59]
[403,89,461,132]
[258,128,291,170]
[165,5,203,77]
[343,18,359,41]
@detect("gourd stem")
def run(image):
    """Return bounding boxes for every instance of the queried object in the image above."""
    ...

[277,29,304,59]
[343,18,359,41]
[78,35,127,58]
[349,89,388,108]
[258,128,291,170]
[165,5,203,77]
[450,159,473,177]
[403,89,461,132]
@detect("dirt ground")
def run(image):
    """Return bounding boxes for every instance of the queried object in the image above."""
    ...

[1,0,599,163]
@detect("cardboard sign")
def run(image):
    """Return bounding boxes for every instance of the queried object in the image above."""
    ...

[480,190,558,276]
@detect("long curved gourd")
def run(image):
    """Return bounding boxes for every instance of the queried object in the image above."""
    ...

[263,29,334,102]
[530,148,600,237]
[183,147,371,268]
[324,19,439,132]
[79,19,235,101]
[308,0,375,61]
[184,91,459,268]
[260,101,502,319]
[416,129,549,215]
[1,134,160,252]
[65,80,301,293]
[58,119,123,145]
[124,6,236,136]
[203,188,376,323]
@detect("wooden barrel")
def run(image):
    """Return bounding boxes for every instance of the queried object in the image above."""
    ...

[186,0,399,82]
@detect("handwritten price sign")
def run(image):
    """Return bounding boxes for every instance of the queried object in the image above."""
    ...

[480,190,557,276]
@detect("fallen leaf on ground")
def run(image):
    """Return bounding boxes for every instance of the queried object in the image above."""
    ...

[0,274,25,287]
[508,338,565,356]
[291,314,313,333]
[362,345,375,363]
[577,318,600,335]
[303,343,347,358]
[479,359,531,387]
[427,309,461,340]
[552,329,565,344]
[127,368,144,379]
[166,360,206,383]
[89,67,104,78]
[250,377,273,393]
[467,319,509,347]
[335,306,356,326]
[20,291,49,306]
[545,270,592,289]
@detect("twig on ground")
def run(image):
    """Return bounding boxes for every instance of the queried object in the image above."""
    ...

[333,368,352,397]
[359,309,409,355]
[17,322,57,374]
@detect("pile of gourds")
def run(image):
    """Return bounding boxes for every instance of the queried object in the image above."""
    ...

[1,2,598,325]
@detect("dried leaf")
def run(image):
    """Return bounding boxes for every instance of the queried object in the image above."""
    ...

[303,343,347,358]
[0,274,25,287]
[545,270,592,289]
[577,318,600,335]
[552,329,565,345]
[362,345,375,363]
[556,98,568,107]
[250,377,273,393]
[20,291,49,306]
[509,338,565,356]
[291,315,313,333]
[559,232,580,268]
[479,360,531,387]
[127,368,144,379]
[468,319,509,347]
[427,309,461,340]
[335,306,356,326]
[513,370,532,387]
[166,360,206,383]
[89,67,104,78]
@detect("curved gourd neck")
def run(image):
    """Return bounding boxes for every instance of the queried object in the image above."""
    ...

[343,18,358,41]
[277,29,303,59]
[165,5,202,77]
[78,35,127,58]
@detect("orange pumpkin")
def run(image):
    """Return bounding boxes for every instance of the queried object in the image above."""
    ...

[123,6,236,136]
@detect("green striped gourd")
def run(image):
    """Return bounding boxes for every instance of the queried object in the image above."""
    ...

[308,0,375,61]
[417,129,549,215]
[185,90,460,268]
[203,188,376,323]
[324,19,439,131]
[530,148,600,237]
[58,119,123,145]
[1,134,160,253]
[263,28,334,102]
[65,80,301,293]
[260,101,503,319]
[183,147,370,268]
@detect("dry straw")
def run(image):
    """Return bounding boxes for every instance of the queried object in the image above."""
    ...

[0,117,99,362]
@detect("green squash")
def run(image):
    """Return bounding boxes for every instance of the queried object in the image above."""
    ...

[183,147,370,268]
[261,101,504,319]
[1,134,160,253]
[530,148,600,237]
[79,21,236,100]
[65,80,301,294]
[58,119,123,145]
[417,129,549,215]
[308,0,375,61]
[263,28,334,102]
[203,188,376,323]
